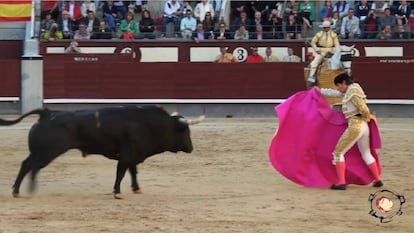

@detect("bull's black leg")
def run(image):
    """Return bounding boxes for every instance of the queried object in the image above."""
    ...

[29,167,41,193]
[128,165,141,193]
[12,156,33,197]
[113,161,128,199]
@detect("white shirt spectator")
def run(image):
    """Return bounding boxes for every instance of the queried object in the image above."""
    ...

[164,0,181,17]
[194,1,215,22]
[341,15,361,38]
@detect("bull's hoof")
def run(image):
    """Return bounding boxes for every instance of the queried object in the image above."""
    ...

[113,192,123,199]
[12,192,20,198]
[133,189,142,194]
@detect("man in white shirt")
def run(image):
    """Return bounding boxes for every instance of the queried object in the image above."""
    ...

[161,0,182,37]
[194,0,215,22]
[282,48,301,62]
[340,8,361,39]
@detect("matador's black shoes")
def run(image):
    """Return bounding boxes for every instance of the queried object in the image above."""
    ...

[330,181,383,190]
[373,180,384,187]
[330,184,347,190]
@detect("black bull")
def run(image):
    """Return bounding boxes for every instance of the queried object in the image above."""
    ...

[0,106,204,198]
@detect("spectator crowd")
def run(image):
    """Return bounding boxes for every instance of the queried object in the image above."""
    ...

[40,0,414,41]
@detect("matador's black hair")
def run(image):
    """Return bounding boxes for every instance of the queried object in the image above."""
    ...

[334,72,354,85]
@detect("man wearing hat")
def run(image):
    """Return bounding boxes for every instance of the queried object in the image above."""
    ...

[307,20,340,85]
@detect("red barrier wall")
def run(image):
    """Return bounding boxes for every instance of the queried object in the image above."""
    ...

[2,40,414,100]
[0,41,21,97]
[43,54,305,99]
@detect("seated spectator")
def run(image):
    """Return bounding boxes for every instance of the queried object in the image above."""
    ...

[203,12,215,32]
[330,11,341,34]
[120,12,137,40]
[233,24,249,40]
[263,47,280,62]
[193,23,211,42]
[102,0,121,31]
[40,13,56,38]
[113,0,127,19]
[379,8,396,30]
[282,48,301,62]
[194,0,215,22]
[57,11,75,39]
[74,23,91,40]
[81,0,96,18]
[333,0,349,18]
[81,10,100,39]
[285,14,301,39]
[340,8,361,39]
[251,24,268,40]
[181,0,193,15]
[113,22,123,39]
[42,23,63,41]
[219,0,231,30]
[355,0,371,21]
[180,10,197,40]
[320,0,334,21]
[264,9,283,39]
[214,22,231,40]
[251,11,266,32]
[129,0,148,14]
[371,0,389,17]
[214,46,237,63]
[360,9,381,39]
[63,0,82,28]
[246,47,264,63]
[232,11,252,33]
[161,0,182,37]
[137,10,156,39]
[247,0,269,19]
[393,24,410,39]
[41,0,59,21]
[389,0,401,13]
[94,21,113,39]
[376,24,393,39]
[284,0,299,21]
[209,0,222,22]
[231,1,246,23]
[298,0,314,37]
[65,41,81,54]
[394,0,411,25]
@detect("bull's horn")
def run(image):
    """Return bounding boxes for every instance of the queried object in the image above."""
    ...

[180,115,205,125]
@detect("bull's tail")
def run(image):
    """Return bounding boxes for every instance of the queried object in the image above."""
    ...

[0,108,50,126]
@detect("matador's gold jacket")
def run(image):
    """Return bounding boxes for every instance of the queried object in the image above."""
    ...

[320,83,371,120]
[311,30,340,57]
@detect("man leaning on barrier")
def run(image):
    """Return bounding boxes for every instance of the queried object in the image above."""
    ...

[307,20,340,85]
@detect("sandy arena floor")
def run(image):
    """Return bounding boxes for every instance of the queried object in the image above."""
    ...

[0,116,412,233]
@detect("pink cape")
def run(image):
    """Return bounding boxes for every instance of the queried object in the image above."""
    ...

[268,87,382,188]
